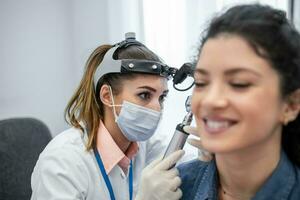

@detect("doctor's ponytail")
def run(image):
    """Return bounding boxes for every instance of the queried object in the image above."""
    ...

[65,45,112,150]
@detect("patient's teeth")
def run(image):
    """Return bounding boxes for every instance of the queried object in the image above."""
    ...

[206,120,229,129]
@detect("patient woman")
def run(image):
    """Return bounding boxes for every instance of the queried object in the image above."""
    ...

[31,33,183,200]
[179,4,300,200]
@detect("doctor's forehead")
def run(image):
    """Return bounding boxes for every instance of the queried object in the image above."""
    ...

[123,75,168,90]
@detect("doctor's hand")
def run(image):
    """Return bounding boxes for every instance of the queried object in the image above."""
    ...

[184,125,213,162]
[135,150,184,200]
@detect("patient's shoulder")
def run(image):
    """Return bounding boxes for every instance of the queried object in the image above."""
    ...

[177,159,212,200]
[178,159,210,181]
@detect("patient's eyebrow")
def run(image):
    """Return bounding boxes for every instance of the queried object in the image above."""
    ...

[224,67,262,77]
[193,67,262,77]
[194,68,209,76]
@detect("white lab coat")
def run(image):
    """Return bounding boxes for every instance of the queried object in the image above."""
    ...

[31,127,166,200]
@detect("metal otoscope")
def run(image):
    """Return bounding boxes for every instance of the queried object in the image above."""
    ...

[163,95,193,163]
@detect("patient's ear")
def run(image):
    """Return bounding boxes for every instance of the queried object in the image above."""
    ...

[281,89,300,125]
[99,84,112,107]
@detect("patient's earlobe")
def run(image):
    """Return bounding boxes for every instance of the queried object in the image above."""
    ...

[282,89,300,125]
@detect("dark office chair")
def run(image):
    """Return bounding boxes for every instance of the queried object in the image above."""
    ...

[0,117,52,200]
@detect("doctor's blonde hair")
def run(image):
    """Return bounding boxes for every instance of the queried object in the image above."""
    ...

[65,44,162,150]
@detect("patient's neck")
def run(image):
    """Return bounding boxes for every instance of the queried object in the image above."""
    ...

[216,138,281,199]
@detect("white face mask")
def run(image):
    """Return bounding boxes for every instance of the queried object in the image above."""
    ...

[108,86,162,141]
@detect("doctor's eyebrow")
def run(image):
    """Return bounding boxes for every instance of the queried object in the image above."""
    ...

[137,86,157,92]
[162,90,169,95]
[137,86,169,95]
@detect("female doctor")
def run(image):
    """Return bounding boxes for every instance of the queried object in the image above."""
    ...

[31,33,184,200]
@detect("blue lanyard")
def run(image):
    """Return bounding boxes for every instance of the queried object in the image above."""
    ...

[94,148,133,200]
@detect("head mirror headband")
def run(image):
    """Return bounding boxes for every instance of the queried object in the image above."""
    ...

[93,32,176,88]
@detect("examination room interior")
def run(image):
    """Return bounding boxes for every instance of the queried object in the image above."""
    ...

[0,0,299,198]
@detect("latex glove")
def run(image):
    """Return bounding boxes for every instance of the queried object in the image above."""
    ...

[135,150,184,200]
[184,125,213,162]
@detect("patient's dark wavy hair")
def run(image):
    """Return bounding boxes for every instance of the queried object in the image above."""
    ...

[197,4,300,166]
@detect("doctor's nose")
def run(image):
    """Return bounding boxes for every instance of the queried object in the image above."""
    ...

[148,100,162,112]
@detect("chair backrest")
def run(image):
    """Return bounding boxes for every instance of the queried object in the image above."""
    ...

[0,117,52,200]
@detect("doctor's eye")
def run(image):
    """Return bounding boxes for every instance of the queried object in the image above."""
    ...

[138,91,151,101]
[159,94,168,104]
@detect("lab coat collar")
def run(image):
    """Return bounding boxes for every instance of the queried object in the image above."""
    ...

[96,120,139,174]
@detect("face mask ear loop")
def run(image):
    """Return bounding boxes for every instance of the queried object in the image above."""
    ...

[108,86,120,122]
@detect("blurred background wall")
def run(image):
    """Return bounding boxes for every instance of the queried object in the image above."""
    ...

[0,0,144,135]
[293,0,300,30]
